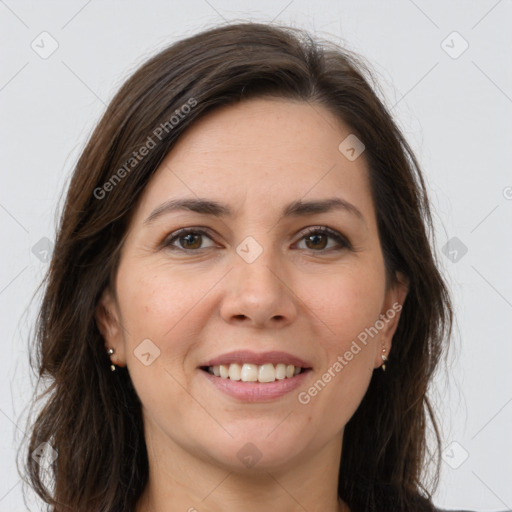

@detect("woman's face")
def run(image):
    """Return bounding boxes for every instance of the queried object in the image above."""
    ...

[98,97,406,472]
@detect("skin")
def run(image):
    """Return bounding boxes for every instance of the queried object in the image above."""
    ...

[96,98,408,512]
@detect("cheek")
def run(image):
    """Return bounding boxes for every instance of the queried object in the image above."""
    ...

[303,262,386,348]
[115,261,218,376]
[117,260,214,336]
[295,261,384,412]
[115,264,207,416]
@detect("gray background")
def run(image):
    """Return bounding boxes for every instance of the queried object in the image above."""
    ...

[1,0,511,510]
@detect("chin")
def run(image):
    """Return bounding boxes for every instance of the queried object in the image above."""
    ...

[195,428,313,472]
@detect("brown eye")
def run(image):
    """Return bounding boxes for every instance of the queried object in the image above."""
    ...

[296,227,351,252]
[163,229,216,251]
[304,233,328,250]
[178,233,203,250]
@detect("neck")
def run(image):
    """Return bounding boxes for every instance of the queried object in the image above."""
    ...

[135,422,348,512]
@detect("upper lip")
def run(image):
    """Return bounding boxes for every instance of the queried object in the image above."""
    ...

[200,350,312,368]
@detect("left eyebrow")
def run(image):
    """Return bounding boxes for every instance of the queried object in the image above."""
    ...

[144,197,366,226]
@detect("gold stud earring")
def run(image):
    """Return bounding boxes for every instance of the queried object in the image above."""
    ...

[381,347,387,371]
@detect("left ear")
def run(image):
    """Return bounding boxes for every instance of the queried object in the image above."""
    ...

[374,271,409,368]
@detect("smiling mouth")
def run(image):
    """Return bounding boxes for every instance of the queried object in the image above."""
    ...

[200,363,310,383]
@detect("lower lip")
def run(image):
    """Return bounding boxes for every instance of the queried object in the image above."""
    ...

[200,369,311,402]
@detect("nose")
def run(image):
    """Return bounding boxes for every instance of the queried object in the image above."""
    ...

[219,244,298,329]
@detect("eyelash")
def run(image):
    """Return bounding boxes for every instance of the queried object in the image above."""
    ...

[162,226,352,253]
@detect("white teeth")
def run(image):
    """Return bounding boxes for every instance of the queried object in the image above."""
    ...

[219,364,229,378]
[240,364,258,382]
[207,363,304,383]
[275,363,286,380]
[258,363,275,383]
[228,363,241,381]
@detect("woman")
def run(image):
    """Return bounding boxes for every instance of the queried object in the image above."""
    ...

[21,21,483,512]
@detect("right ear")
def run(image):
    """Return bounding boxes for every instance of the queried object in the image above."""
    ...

[95,287,125,364]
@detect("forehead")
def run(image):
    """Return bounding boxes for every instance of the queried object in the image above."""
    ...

[132,97,375,226]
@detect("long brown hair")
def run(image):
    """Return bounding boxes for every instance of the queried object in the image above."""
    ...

[20,22,452,512]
